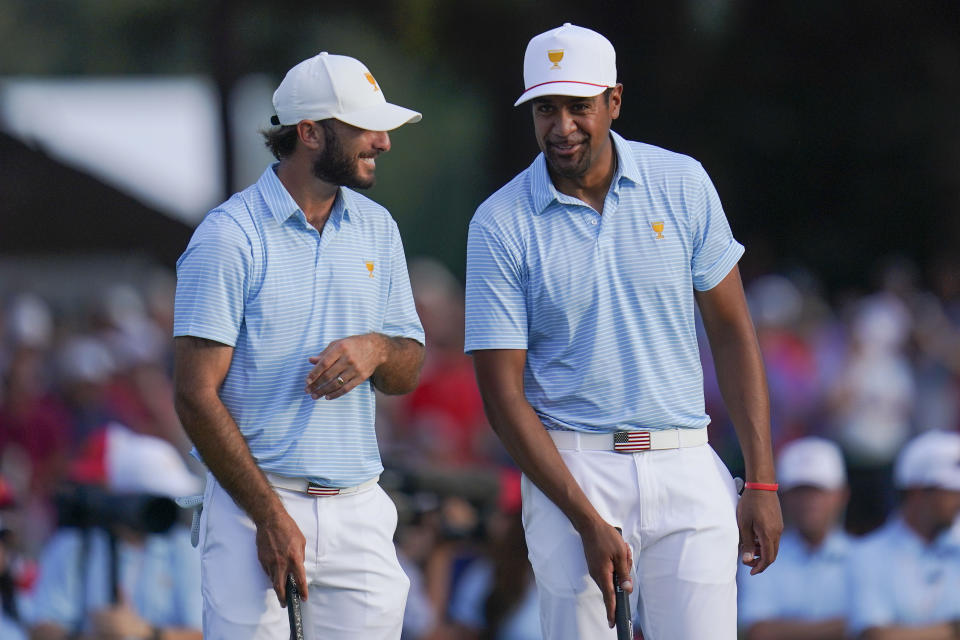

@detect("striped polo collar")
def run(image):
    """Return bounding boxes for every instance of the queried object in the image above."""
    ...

[530,130,642,215]
[257,163,361,226]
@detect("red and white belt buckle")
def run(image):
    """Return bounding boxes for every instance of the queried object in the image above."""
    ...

[613,430,652,453]
[306,483,340,496]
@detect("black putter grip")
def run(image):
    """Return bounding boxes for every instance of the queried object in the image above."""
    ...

[613,527,633,640]
[286,574,304,640]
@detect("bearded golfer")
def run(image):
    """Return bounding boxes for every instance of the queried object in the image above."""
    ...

[173,52,425,639]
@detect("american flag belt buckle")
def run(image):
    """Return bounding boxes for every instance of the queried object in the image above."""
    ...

[306,483,341,496]
[613,430,652,453]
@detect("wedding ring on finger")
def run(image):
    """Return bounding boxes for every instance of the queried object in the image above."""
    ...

[336,376,345,387]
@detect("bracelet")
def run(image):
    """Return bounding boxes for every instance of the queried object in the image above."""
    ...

[743,482,779,492]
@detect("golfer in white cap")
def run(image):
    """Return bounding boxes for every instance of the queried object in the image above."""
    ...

[847,430,960,638]
[738,437,852,640]
[465,23,781,639]
[173,52,425,639]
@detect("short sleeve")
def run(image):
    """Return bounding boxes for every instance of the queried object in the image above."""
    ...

[464,222,528,353]
[173,211,252,346]
[690,165,744,291]
[381,222,425,344]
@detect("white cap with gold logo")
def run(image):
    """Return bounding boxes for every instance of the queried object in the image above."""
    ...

[514,23,617,106]
[272,52,422,131]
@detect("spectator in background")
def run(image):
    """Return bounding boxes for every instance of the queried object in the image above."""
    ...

[0,523,26,640]
[96,285,185,450]
[829,294,915,533]
[847,430,960,638]
[449,471,541,640]
[56,337,117,451]
[0,295,70,504]
[738,437,852,640]
[26,423,202,640]
[746,276,820,447]
[1,474,28,640]
[387,258,493,468]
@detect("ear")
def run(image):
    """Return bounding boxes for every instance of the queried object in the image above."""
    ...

[608,84,623,120]
[296,120,324,151]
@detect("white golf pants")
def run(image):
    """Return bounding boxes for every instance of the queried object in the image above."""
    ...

[199,473,408,640]
[521,442,739,639]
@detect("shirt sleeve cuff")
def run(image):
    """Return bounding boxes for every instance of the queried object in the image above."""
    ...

[693,239,745,291]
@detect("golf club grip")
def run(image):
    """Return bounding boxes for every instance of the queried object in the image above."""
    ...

[614,527,632,640]
[286,574,304,640]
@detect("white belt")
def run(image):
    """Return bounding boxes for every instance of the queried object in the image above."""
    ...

[549,428,708,453]
[265,473,380,497]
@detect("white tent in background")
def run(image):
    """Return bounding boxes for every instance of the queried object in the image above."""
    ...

[0,76,275,226]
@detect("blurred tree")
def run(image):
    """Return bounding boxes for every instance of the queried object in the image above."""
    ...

[0,0,957,291]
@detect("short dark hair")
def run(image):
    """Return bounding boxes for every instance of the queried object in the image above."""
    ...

[260,120,338,160]
[261,124,299,160]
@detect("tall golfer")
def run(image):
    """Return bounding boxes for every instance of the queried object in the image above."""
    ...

[465,24,782,639]
[173,52,425,639]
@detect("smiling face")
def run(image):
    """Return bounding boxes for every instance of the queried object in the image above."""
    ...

[311,119,391,189]
[530,86,622,183]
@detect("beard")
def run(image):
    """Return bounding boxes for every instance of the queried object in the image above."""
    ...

[543,136,592,180]
[311,122,375,189]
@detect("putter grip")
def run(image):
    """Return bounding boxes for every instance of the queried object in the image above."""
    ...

[286,574,304,640]
[614,528,632,640]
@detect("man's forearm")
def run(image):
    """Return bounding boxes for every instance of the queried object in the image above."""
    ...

[370,334,424,395]
[475,366,600,533]
[174,388,282,524]
[710,328,775,482]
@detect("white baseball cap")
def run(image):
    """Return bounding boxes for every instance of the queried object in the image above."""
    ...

[514,23,617,106]
[777,437,847,491]
[272,52,421,131]
[894,430,960,491]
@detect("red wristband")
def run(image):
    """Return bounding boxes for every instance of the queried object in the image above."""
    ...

[743,482,779,492]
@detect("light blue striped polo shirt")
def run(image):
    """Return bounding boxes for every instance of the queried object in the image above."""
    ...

[847,517,960,635]
[174,164,424,486]
[465,131,743,433]
[738,528,852,628]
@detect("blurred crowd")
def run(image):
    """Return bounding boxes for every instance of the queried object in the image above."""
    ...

[0,254,958,639]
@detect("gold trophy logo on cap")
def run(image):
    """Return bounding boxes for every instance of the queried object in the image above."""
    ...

[365,72,379,92]
[548,49,564,69]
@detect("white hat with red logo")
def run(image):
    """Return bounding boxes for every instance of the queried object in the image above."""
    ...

[272,52,421,131]
[514,23,617,106]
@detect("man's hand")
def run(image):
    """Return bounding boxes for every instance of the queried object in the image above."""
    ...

[578,519,634,628]
[90,600,152,639]
[737,489,783,575]
[305,334,387,400]
[255,508,308,606]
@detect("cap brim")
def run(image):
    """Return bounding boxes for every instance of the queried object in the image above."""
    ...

[336,102,422,132]
[514,81,609,106]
